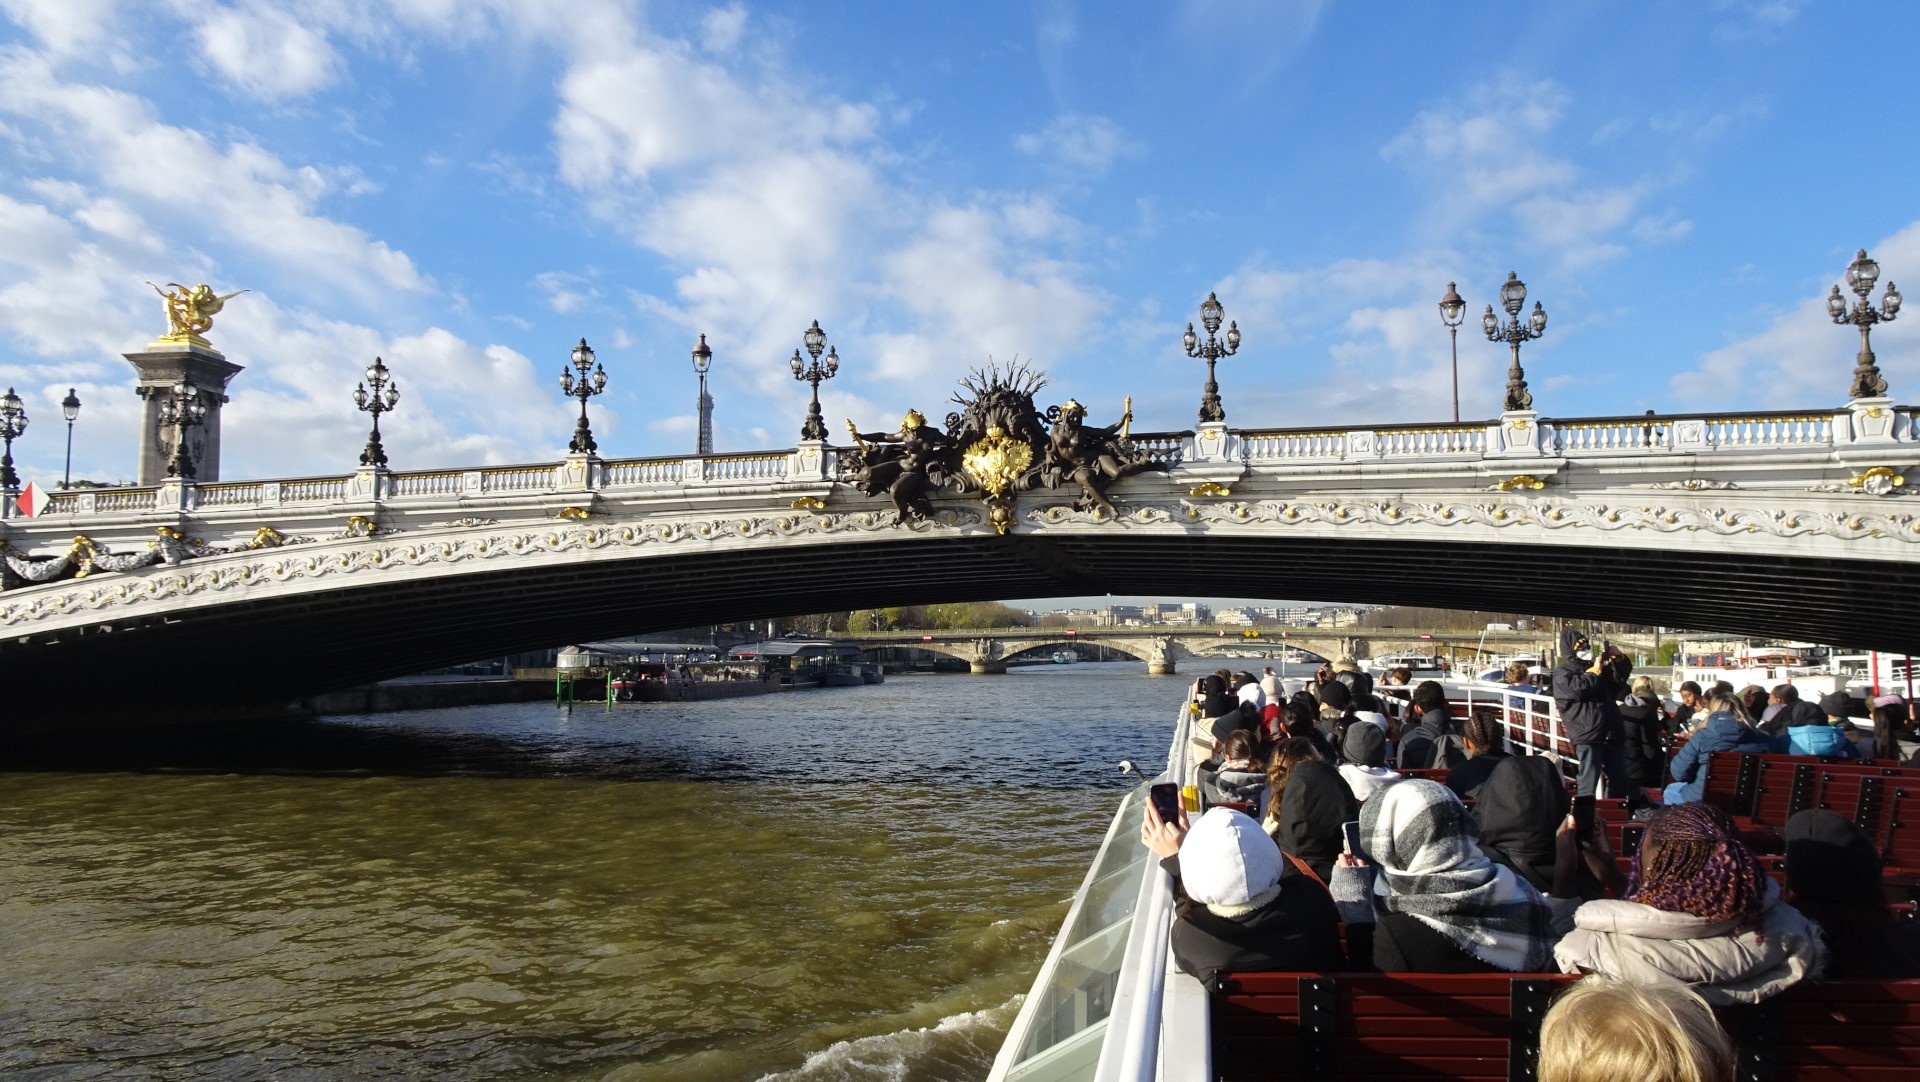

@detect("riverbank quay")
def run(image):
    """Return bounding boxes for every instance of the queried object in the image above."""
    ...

[298,674,559,714]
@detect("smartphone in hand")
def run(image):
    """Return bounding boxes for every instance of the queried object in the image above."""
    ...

[1341,820,1363,856]
[1573,795,1597,843]
[1149,783,1182,824]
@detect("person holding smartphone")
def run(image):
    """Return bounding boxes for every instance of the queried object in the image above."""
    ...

[1140,804,1343,990]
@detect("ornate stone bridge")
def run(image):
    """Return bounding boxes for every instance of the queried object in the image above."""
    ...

[846,626,1596,674]
[5,400,1919,719]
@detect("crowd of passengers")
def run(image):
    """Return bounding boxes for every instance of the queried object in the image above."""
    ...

[1143,629,1920,1082]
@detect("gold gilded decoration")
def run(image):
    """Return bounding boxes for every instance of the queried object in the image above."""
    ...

[344,515,378,537]
[1188,482,1232,497]
[1508,418,1532,430]
[1497,475,1547,491]
[961,426,1033,499]
[1847,466,1907,496]
[249,526,287,548]
[790,496,827,512]
[556,506,592,521]
[146,281,247,349]
[961,425,1034,535]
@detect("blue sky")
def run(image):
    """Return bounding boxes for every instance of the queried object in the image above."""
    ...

[0,0,1915,486]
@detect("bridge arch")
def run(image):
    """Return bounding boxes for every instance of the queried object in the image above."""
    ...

[7,405,1920,720]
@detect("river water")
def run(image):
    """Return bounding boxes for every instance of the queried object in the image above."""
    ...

[0,663,1207,1081]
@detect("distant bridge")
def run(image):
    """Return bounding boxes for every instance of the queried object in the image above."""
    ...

[4,402,1919,719]
[846,626,1614,674]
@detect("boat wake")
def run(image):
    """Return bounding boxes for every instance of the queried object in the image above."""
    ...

[755,997,1024,1082]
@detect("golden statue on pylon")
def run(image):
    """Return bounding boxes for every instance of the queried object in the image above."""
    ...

[146,281,247,349]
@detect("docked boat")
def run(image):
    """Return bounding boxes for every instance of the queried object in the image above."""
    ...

[609,659,782,701]
[1052,649,1081,664]
[860,662,885,684]
[816,663,867,687]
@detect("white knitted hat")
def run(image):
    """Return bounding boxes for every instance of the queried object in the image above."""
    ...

[1180,808,1282,906]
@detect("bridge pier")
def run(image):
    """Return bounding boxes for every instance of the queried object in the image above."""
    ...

[1144,635,1178,676]
[969,660,1008,675]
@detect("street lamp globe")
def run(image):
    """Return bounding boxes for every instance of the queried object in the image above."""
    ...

[1499,272,1527,315]
[790,349,804,377]
[691,333,712,374]
[1846,250,1880,295]
[1182,324,1198,354]
[1199,292,1224,335]
[1529,302,1548,334]
[1225,321,1241,352]
[803,320,826,360]
[62,388,80,423]
[825,346,839,376]
[572,338,595,370]
[1438,282,1466,328]
[1828,285,1849,319]
[1481,305,1498,337]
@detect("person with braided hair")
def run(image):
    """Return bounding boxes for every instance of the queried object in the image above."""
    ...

[1554,803,1825,1004]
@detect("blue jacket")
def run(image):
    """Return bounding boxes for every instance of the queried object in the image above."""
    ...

[1785,721,1858,758]
[1668,711,1777,803]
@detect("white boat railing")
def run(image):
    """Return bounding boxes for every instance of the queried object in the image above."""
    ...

[1453,681,1576,772]
[989,704,1194,1082]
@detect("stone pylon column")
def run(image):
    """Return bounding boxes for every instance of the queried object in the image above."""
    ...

[968,638,1007,674]
[1146,635,1179,675]
[125,343,244,484]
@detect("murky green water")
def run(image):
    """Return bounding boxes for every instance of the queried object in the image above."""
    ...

[0,666,1183,1080]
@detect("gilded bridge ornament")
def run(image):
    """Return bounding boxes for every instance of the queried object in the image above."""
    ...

[146,281,247,349]
[844,359,1167,533]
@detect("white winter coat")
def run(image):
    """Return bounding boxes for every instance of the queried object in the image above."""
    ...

[1552,880,1824,1004]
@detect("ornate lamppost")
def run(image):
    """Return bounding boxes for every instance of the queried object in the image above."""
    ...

[1483,272,1547,412]
[353,356,400,467]
[1829,248,1902,400]
[1438,282,1466,422]
[559,337,608,454]
[692,333,714,455]
[0,387,27,493]
[1182,292,1240,424]
[60,388,80,489]
[789,319,838,442]
[157,380,207,479]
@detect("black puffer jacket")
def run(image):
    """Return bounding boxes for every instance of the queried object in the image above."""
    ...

[1552,639,1630,745]
[1617,694,1670,787]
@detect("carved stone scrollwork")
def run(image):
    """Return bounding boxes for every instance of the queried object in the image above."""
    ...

[1648,479,1739,490]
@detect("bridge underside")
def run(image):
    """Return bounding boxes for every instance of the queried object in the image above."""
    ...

[8,530,1917,722]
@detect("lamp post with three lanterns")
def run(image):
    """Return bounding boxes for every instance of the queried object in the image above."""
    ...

[157,380,207,479]
[1183,292,1240,424]
[1830,248,1901,400]
[559,338,608,454]
[790,320,839,442]
[1483,272,1548,413]
[0,387,26,493]
[354,357,400,467]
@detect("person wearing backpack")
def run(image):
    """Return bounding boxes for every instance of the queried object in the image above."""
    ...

[1397,681,1467,770]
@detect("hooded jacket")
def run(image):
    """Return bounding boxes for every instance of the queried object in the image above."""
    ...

[1552,629,1630,745]
[1667,711,1778,804]
[1397,704,1465,771]
[1784,700,1856,758]
[1168,858,1346,990]
[1617,693,1671,787]
[1553,880,1825,1005]
[1273,759,1358,882]
[1473,754,1571,892]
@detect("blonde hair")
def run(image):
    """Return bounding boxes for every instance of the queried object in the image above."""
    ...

[1629,674,1656,698]
[1703,689,1748,721]
[1537,978,1733,1082]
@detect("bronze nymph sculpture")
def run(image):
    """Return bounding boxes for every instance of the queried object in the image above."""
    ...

[1043,396,1168,519]
[845,409,956,523]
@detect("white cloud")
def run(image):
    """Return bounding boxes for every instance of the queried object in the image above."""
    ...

[535,270,599,314]
[0,50,427,299]
[1015,113,1140,175]
[700,3,746,53]
[1383,73,1656,270]
[1670,224,1920,410]
[0,0,123,60]
[192,2,340,99]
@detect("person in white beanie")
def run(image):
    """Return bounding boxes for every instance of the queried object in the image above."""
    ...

[1140,805,1345,988]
